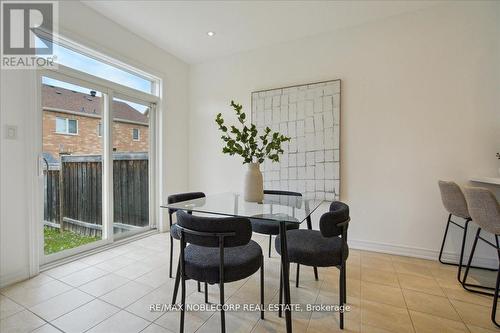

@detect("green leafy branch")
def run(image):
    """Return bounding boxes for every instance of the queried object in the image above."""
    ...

[215,101,290,164]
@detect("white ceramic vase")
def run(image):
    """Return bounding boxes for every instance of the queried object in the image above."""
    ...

[243,162,264,202]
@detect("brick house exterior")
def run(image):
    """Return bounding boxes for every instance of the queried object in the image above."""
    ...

[42,84,149,161]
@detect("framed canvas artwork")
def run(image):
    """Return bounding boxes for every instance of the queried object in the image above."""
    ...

[251,79,341,200]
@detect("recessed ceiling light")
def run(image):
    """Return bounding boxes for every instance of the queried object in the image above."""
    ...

[207,31,216,37]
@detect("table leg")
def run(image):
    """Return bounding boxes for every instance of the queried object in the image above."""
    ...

[279,221,292,333]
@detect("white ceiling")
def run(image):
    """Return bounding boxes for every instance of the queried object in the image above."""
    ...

[82,1,440,64]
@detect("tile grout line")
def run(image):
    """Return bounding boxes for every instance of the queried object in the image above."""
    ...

[193,258,281,333]
[428,262,474,332]
[304,272,326,333]
[38,290,96,325]
[0,293,28,321]
[3,236,170,332]
[2,277,77,314]
[43,260,167,329]
[4,233,495,333]
[0,306,49,332]
[391,256,417,333]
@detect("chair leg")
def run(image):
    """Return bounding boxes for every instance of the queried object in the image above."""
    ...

[462,228,480,291]
[169,213,174,279]
[278,264,283,318]
[269,235,272,258]
[343,262,347,322]
[172,259,180,305]
[461,228,496,296]
[205,282,208,303]
[296,264,300,288]
[306,216,319,281]
[438,214,452,264]
[260,258,265,320]
[456,219,494,289]
[180,273,186,333]
[306,215,313,230]
[179,246,186,333]
[197,281,201,292]
[339,262,346,330]
[179,277,186,333]
[460,226,496,295]
[219,239,226,333]
[169,235,174,279]
[457,219,470,283]
[492,263,500,328]
[439,216,495,275]
[220,281,226,333]
[492,236,500,328]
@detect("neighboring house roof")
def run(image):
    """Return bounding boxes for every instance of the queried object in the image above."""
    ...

[42,84,149,124]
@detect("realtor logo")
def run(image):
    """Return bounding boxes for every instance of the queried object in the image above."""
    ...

[1,1,58,69]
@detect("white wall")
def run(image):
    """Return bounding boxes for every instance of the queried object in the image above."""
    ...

[189,2,500,263]
[0,1,190,287]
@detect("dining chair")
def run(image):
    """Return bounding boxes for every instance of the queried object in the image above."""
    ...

[168,192,207,295]
[438,181,495,285]
[167,192,206,278]
[438,181,472,271]
[275,201,350,329]
[250,190,319,282]
[171,210,265,333]
[462,187,500,327]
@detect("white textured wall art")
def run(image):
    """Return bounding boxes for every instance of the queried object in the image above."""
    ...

[251,80,341,201]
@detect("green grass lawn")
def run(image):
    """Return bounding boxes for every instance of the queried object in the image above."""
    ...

[44,226,100,255]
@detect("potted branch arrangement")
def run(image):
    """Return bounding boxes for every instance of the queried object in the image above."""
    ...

[215,101,290,202]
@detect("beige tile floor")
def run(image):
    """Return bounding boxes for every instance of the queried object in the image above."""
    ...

[1,232,498,333]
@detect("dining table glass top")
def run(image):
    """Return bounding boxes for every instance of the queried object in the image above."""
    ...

[161,192,325,224]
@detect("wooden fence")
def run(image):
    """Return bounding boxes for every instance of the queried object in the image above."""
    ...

[43,153,149,237]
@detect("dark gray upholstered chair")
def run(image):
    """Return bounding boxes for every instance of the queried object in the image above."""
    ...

[250,190,319,282]
[437,181,494,285]
[462,187,500,328]
[275,201,349,329]
[168,192,207,295]
[251,190,301,257]
[171,210,264,333]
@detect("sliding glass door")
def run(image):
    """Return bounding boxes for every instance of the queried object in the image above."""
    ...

[41,75,106,259]
[112,97,153,240]
[39,68,158,264]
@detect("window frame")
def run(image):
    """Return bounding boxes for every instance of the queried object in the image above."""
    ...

[97,122,102,137]
[34,33,163,270]
[132,128,140,141]
[37,32,160,97]
[55,116,78,135]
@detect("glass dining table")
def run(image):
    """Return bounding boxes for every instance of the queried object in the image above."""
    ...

[161,192,324,333]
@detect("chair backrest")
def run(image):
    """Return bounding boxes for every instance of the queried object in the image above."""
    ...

[167,192,205,214]
[438,181,470,219]
[264,190,302,197]
[320,201,350,238]
[175,210,252,248]
[463,187,500,235]
[264,190,302,209]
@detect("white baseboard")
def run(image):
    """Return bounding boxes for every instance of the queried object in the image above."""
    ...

[0,268,29,289]
[349,238,498,269]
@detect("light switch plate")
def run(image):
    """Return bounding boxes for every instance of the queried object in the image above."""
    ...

[5,125,18,140]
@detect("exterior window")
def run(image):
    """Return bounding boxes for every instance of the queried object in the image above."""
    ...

[56,117,78,135]
[132,128,140,141]
[38,39,155,94]
[97,123,102,137]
